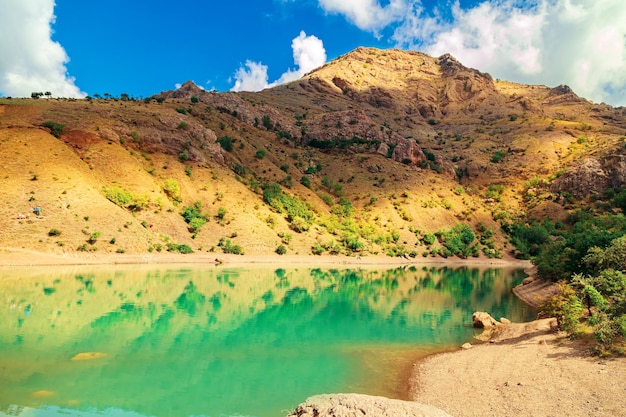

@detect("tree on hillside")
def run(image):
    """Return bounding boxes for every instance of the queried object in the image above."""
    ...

[545,235,626,352]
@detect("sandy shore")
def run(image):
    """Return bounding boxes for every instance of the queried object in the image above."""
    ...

[0,246,532,268]
[411,319,626,417]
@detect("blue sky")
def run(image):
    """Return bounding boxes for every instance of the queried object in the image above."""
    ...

[1,0,625,106]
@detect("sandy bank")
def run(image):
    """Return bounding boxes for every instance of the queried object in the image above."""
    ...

[411,318,626,417]
[0,247,532,268]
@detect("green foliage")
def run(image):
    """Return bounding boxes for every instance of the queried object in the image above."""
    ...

[330,198,354,218]
[262,115,273,130]
[163,179,181,203]
[321,176,343,196]
[218,238,244,255]
[506,220,551,259]
[486,184,505,201]
[540,281,583,333]
[531,213,626,280]
[181,201,209,236]
[307,136,380,151]
[87,231,101,245]
[255,149,266,159]
[343,235,364,253]
[491,150,506,163]
[167,243,193,254]
[48,229,62,237]
[300,176,311,189]
[262,183,314,233]
[612,189,626,213]
[130,131,141,142]
[190,96,199,103]
[421,232,436,246]
[437,224,477,258]
[103,186,148,212]
[540,235,626,350]
[275,244,287,255]
[217,136,234,152]
[41,121,65,138]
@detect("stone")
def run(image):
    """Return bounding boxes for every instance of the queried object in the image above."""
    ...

[472,311,498,328]
[288,394,453,417]
[500,317,512,324]
[461,343,473,349]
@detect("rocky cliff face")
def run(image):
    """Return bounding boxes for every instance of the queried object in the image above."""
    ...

[551,149,626,198]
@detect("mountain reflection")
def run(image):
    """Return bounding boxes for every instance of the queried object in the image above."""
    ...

[0,264,532,417]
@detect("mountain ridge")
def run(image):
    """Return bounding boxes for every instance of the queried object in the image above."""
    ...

[1,46,625,259]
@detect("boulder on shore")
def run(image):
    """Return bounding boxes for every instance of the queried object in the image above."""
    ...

[472,311,499,328]
[288,393,452,417]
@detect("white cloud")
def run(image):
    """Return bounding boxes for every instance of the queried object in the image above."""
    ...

[231,31,327,92]
[0,0,84,98]
[317,0,410,33]
[230,61,270,92]
[390,0,626,106]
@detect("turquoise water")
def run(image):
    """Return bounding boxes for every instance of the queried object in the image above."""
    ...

[0,264,533,417]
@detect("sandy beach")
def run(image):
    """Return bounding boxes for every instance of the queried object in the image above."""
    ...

[411,319,626,417]
[0,246,531,268]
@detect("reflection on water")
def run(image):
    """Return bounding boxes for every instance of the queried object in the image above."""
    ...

[0,264,533,417]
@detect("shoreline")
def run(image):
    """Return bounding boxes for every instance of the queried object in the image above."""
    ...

[410,319,626,417]
[0,247,533,268]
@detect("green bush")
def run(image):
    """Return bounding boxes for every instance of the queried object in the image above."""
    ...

[218,238,244,255]
[41,121,65,138]
[181,201,209,235]
[437,224,476,258]
[300,176,311,188]
[163,179,181,202]
[167,243,193,254]
[217,136,234,152]
[275,244,287,255]
[491,150,506,163]
[48,229,62,237]
[103,186,133,207]
[255,149,266,159]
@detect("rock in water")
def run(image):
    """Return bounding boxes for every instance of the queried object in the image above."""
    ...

[71,352,107,361]
[288,393,452,417]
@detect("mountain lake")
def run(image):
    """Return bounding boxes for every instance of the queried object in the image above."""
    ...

[0,264,534,417]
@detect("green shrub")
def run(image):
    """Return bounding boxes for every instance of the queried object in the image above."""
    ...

[41,121,65,138]
[48,229,62,237]
[275,244,287,255]
[262,115,273,130]
[217,136,234,152]
[167,243,193,254]
[163,179,181,202]
[181,201,209,235]
[87,231,101,245]
[255,149,266,159]
[218,238,244,255]
[437,224,476,258]
[491,150,506,163]
[300,176,311,188]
